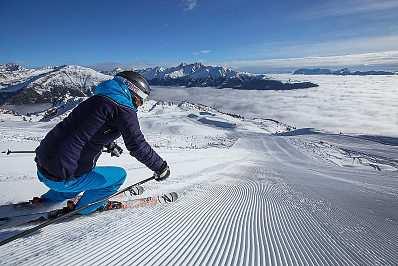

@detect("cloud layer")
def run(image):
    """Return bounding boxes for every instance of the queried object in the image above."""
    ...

[226,50,398,71]
[152,74,398,137]
[220,34,398,72]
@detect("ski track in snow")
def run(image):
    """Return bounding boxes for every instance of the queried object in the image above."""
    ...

[2,181,397,265]
[0,101,397,265]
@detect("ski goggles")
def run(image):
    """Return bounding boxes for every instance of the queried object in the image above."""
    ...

[128,82,149,101]
[116,76,149,101]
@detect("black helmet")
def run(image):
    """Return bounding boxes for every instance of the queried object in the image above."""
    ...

[115,71,151,100]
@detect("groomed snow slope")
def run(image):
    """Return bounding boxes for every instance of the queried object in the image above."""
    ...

[0,101,397,265]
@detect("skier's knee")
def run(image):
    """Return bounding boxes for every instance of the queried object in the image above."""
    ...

[115,167,127,183]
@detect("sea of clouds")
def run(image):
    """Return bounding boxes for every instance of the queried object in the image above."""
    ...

[152,74,398,137]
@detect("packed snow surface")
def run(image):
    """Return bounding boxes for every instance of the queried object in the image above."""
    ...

[0,99,397,265]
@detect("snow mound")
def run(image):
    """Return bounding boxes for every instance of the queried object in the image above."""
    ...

[288,133,398,171]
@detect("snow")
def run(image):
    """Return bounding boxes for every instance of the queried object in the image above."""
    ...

[0,68,55,92]
[27,65,111,95]
[0,65,111,106]
[0,82,397,264]
[151,74,398,137]
[140,63,238,80]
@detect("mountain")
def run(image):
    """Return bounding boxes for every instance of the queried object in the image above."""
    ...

[0,65,111,105]
[0,63,317,108]
[100,67,125,76]
[139,62,237,80]
[0,64,53,89]
[294,68,396,75]
[293,68,333,75]
[0,63,26,72]
[350,70,396,75]
[138,63,318,90]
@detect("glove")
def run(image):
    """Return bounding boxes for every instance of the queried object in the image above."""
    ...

[104,142,123,157]
[154,161,170,181]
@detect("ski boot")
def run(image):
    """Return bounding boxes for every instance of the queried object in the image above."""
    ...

[96,200,127,212]
[14,196,45,209]
[104,200,126,210]
[30,197,44,205]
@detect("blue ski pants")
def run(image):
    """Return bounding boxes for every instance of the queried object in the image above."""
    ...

[37,166,127,215]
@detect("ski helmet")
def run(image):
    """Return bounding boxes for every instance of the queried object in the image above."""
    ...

[115,71,151,100]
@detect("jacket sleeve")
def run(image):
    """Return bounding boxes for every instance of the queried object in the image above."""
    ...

[116,108,164,172]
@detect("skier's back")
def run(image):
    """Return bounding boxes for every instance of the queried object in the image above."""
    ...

[35,71,170,214]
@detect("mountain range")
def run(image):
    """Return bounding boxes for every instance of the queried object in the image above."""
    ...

[116,63,317,90]
[293,68,397,75]
[0,63,317,106]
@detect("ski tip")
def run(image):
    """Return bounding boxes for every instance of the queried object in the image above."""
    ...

[129,185,144,196]
[158,192,178,203]
[170,192,178,202]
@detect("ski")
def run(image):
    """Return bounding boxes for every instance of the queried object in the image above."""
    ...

[45,191,178,223]
[0,185,145,229]
[0,192,177,228]
[0,175,156,246]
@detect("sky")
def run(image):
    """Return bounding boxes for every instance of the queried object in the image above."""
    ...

[1,0,398,73]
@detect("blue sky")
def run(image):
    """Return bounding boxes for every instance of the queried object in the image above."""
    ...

[1,0,398,72]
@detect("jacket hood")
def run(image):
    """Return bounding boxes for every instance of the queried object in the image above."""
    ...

[94,78,137,112]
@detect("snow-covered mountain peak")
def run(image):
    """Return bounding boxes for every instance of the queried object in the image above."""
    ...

[52,65,109,79]
[0,65,111,105]
[0,63,26,72]
[137,62,317,90]
[30,65,110,94]
[139,62,239,81]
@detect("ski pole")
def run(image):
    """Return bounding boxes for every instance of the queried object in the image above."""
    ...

[1,149,35,155]
[2,149,113,155]
[0,175,156,247]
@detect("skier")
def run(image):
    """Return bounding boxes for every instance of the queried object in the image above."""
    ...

[34,71,170,214]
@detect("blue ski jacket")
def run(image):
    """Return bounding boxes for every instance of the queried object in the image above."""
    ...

[35,77,164,181]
